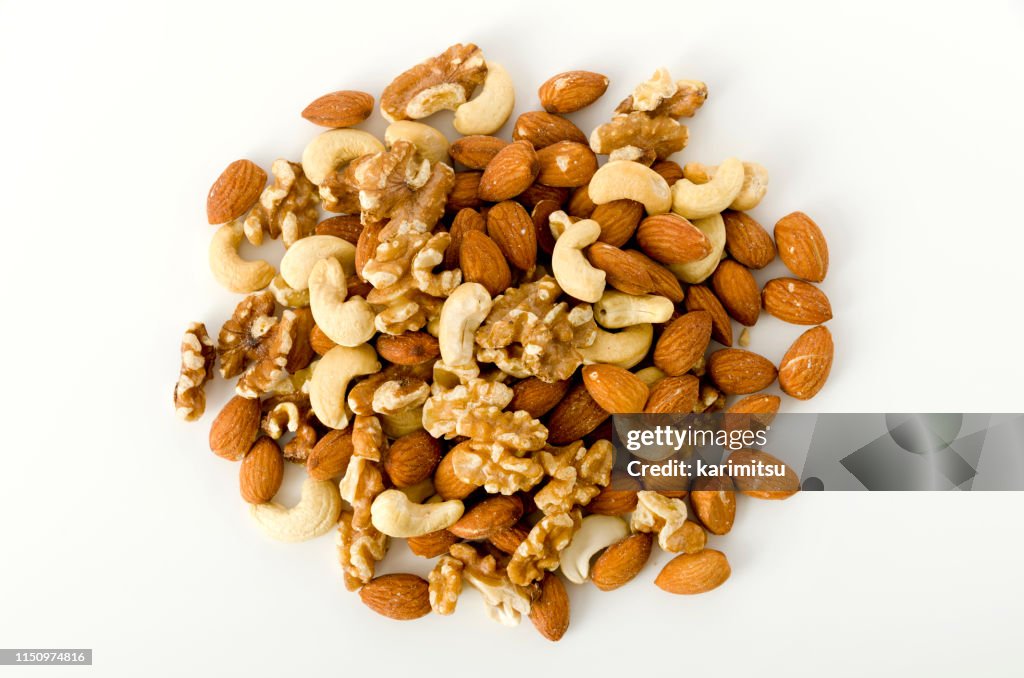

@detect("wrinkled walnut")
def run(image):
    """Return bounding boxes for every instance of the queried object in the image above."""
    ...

[351,414,387,462]
[428,554,463,615]
[339,455,385,530]
[630,490,690,552]
[348,362,434,416]
[261,392,318,462]
[243,159,319,247]
[268,274,310,309]
[351,141,454,227]
[533,439,614,515]
[372,289,445,335]
[423,378,547,453]
[217,291,278,379]
[380,43,487,123]
[337,512,389,591]
[422,377,514,439]
[236,309,298,399]
[451,441,545,495]
[173,322,216,421]
[319,158,364,214]
[372,378,430,415]
[590,112,688,162]
[450,542,534,626]
[615,68,708,119]
[507,510,581,586]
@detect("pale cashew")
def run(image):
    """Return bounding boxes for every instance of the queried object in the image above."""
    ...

[578,324,653,369]
[309,344,380,430]
[380,405,425,438]
[552,218,606,303]
[594,290,674,329]
[385,121,450,165]
[548,210,572,240]
[250,478,342,542]
[279,235,356,290]
[438,282,493,368]
[587,160,671,215]
[684,161,768,211]
[453,61,515,136]
[400,479,436,504]
[634,366,667,387]
[369,489,464,538]
[208,220,276,293]
[667,213,726,284]
[559,515,630,584]
[671,156,745,219]
[301,128,384,186]
[308,258,375,347]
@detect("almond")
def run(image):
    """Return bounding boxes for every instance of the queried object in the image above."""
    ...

[592,199,644,247]
[535,141,598,188]
[446,171,483,212]
[722,210,776,269]
[209,395,261,461]
[726,449,800,499]
[651,159,684,186]
[567,185,597,218]
[586,243,654,295]
[306,428,354,481]
[383,430,442,488]
[513,111,588,149]
[636,214,712,264]
[489,523,531,554]
[587,488,640,515]
[726,393,782,415]
[434,447,478,500]
[529,574,570,641]
[375,332,440,365]
[445,207,486,268]
[762,278,833,325]
[686,284,734,347]
[655,549,731,595]
[315,215,363,244]
[359,573,431,620]
[778,325,834,400]
[206,159,266,225]
[239,437,284,504]
[518,182,570,208]
[407,529,459,558]
[644,374,700,413]
[309,323,338,355]
[711,260,760,326]
[689,475,736,535]
[531,200,560,255]
[478,140,539,201]
[775,211,829,282]
[582,364,650,414]
[487,200,537,271]
[707,348,778,395]
[301,90,374,128]
[538,70,609,114]
[460,230,512,296]
[653,311,712,376]
[638,251,685,302]
[509,377,571,418]
[449,135,508,169]
[284,307,315,373]
[449,495,524,539]
[546,383,611,445]
[590,533,653,591]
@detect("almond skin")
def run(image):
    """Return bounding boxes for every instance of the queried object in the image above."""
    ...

[509,377,571,418]
[301,90,374,128]
[535,141,598,188]
[383,430,442,488]
[779,325,834,400]
[529,574,570,641]
[448,495,524,539]
[489,523,531,554]
[445,207,486,268]
[592,199,644,247]
[712,260,761,326]
[726,449,800,499]
[355,219,384,280]
[651,160,685,186]
[478,140,539,201]
[637,214,712,264]
[762,278,833,325]
[460,230,512,297]
[653,311,713,376]
[206,159,266,224]
[686,284,734,347]
[655,549,731,595]
[587,488,640,515]
[209,395,261,461]
[306,429,354,481]
[359,574,431,620]
[487,200,537,272]
[315,215,363,244]
[586,243,655,296]
[722,210,776,269]
[518,182,570,209]
[446,171,483,212]
[407,529,459,558]
[644,375,700,413]
[726,393,782,415]
[690,475,736,535]
[239,437,284,504]
[449,135,508,169]
[582,364,650,414]
[546,383,611,445]
[775,211,829,282]
[568,185,597,218]
[532,200,561,255]
[375,332,440,365]
[513,111,588,148]
[539,70,610,113]
[434,447,478,500]
[309,323,338,355]
[591,533,653,591]
[708,348,778,395]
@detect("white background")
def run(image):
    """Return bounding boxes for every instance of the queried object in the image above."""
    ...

[2,0,1023,676]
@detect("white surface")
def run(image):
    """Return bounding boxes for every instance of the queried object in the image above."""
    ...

[1,0,1023,676]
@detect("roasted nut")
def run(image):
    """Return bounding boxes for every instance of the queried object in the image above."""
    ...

[722,210,775,269]
[762,278,833,325]
[302,90,374,128]
[209,395,261,461]
[637,213,712,264]
[671,157,745,220]
[376,331,440,365]
[712,259,761,327]
[310,344,381,429]
[479,140,539,202]
[591,532,654,591]
[454,60,515,135]
[370,489,464,538]
[208,221,276,293]
[590,112,688,162]
[593,290,673,329]
[509,378,571,418]
[508,510,581,586]
[385,121,450,165]
[250,478,342,542]
[707,348,778,395]
[513,110,588,149]
[655,550,730,594]
[538,70,609,113]
[529,573,570,641]
[653,311,712,376]
[546,383,610,445]
[359,573,432,620]
[460,230,511,297]
[438,282,493,369]
[381,43,487,123]
[452,543,534,626]
[337,512,389,590]
[578,323,653,369]
[615,69,707,119]
[301,128,384,186]
[207,159,266,224]
[280,235,356,291]
[667,213,726,284]
[551,217,605,303]
[778,325,834,400]
[726,449,800,499]
[690,475,736,535]
[631,491,690,552]
[587,161,671,215]
[645,375,700,413]
[449,495,524,540]
[307,429,355,481]
[486,200,537,272]
[383,430,442,487]
[774,211,829,282]
[447,170,483,212]
[428,555,464,615]
[240,437,285,504]
[450,135,508,169]
[174,322,215,421]
[243,159,319,247]
[686,285,733,347]
[309,257,376,347]
[559,515,630,584]
[535,141,598,188]
[591,199,644,247]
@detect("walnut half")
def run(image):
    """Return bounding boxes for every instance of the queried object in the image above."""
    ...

[380,43,487,123]
[173,322,216,421]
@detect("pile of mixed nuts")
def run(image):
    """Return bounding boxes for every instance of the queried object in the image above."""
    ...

[174,43,834,639]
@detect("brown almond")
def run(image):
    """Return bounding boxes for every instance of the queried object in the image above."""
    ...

[722,210,776,269]
[309,323,338,355]
[239,437,284,504]
[531,200,560,255]
[711,260,761,326]
[301,90,373,128]
[434,447,478,500]
[726,449,800,499]
[449,135,509,169]
[383,430,442,488]
[529,574,570,642]
[546,383,611,445]
[592,199,644,247]
[478,140,539,201]
[376,332,440,365]
[653,311,713,376]
[460,230,512,297]
[209,395,261,461]
[775,211,829,282]
[518,182,570,208]
[487,200,538,271]
[445,207,486,268]
[315,215,363,244]
[538,70,609,113]
[644,375,700,413]
[567,185,597,218]
[587,488,640,515]
[726,393,782,415]
[690,475,736,535]
[449,495,524,540]
[591,533,653,591]
[489,523,531,554]
[762,278,833,325]
[446,171,483,212]
[284,308,315,373]
[407,529,459,558]
[686,284,733,347]
[206,159,266,224]
[513,111,587,148]
[306,429,354,481]
[509,377,571,418]
[651,160,685,186]
[655,549,731,594]
[707,349,778,395]
[636,214,712,264]
[355,220,384,280]
[359,574,431,620]
[535,141,598,188]
[779,325,834,400]
[587,243,657,296]
[582,364,649,414]
[638,251,685,302]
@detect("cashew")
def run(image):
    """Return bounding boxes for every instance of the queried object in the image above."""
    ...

[552,218,606,303]
[587,160,671,215]
[594,290,674,328]
[453,61,515,136]
[438,282,493,368]
[578,324,653,369]
[308,258,375,347]
[250,478,342,542]
[634,366,667,387]
[385,121,450,165]
[730,161,769,211]
[208,221,276,293]
[559,515,631,584]
[369,489,464,538]
[380,405,425,438]
[548,210,572,240]
[279,235,356,290]
[667,213,726,284]
[301,128,384,186]
[400,479,436,504]
[670,156,745,219]
[309,344,380,430]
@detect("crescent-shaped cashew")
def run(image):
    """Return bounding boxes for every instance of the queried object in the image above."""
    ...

[308,258,375,347]
[594,291,674,328]
[729,161,769,211]
[453,61,515,136]
[279,235,356,291]
[438,282,493,368]
[587,161,672,215]
[552,218,606,303]
[559,515,631,584]
[385,121,450,165]
[301,128,384,186]
[250,478,342,542]
[667,213,726,284]
[309,344,380,430]
[578,324,654,369]
[369,489,464,538]
[208,220,276,293]
[671,156,745,219]
[380,405,425,439]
